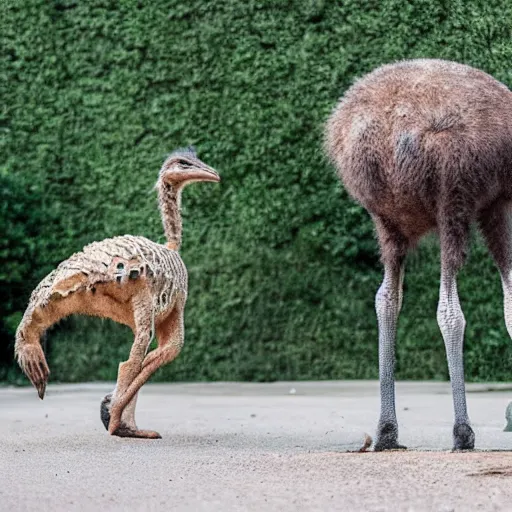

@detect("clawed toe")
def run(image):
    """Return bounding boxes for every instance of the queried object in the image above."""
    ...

[112,426,162,439]
[374,441,407,452]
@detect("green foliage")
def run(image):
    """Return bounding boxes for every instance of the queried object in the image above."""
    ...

[0,170,55,381]
[2,0,512,383]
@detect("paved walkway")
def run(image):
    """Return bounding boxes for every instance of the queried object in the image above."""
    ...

[2,381,512,511]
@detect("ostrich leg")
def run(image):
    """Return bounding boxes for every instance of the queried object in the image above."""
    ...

[478,201,512,338]
[108,304,185,435]
[479,200,512,432]
[438,217,474,450]
[373,217,407,451]
[104,293,160,438]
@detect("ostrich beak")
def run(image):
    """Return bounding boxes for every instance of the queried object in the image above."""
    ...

[164,166,220,184]
[192,166,220,183]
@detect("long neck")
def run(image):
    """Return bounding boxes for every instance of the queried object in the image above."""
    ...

[158,181,183,251]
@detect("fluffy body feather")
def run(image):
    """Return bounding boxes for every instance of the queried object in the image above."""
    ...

[325,59,512,451]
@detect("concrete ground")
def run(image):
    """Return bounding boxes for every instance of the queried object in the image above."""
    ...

[2,381,512,512]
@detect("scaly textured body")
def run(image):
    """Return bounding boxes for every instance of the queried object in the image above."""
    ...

[15,148,220,438]
[17,235,187,335]
[325,59,512,451]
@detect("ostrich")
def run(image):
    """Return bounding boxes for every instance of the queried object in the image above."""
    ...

[15,148,220,439]
[325,59,512,451]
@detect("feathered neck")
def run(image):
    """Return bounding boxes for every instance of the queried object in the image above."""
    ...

[158,181,183,251]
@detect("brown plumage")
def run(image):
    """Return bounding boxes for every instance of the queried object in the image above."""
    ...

[15,147,220,438]
[325,59,512,450]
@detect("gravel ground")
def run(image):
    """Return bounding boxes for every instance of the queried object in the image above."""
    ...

[2,381,512,511]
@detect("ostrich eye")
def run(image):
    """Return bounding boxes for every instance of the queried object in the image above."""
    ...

[178,160,192,167]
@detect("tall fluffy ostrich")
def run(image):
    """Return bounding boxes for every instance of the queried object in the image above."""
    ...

[325,59,512,451]
[15,148,220,438]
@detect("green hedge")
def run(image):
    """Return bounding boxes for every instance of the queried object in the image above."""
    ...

[2,0,512,383]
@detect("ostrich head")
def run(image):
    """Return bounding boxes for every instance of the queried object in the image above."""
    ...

[157,146,220,251]
[158,146,220,188]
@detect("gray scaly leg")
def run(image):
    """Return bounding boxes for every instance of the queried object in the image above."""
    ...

[374,262,406,451]
[437,267,474,450]
[478,202,512,434]
[500,276,512,432]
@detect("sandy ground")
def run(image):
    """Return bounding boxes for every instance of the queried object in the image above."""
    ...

[2,381,512,511]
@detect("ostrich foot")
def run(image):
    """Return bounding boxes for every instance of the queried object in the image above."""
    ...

[374,421,407,451]
[100,393,161,439]
[453,423,475,450]
[111,426,162,439]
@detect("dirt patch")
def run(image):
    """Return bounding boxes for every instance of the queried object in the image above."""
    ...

[468,466,512,477]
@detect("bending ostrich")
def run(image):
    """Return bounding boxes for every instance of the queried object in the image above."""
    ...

[325,59,512,451]
[15,148,220,438]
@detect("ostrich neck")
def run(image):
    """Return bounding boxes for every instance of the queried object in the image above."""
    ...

[158,182,183,251]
